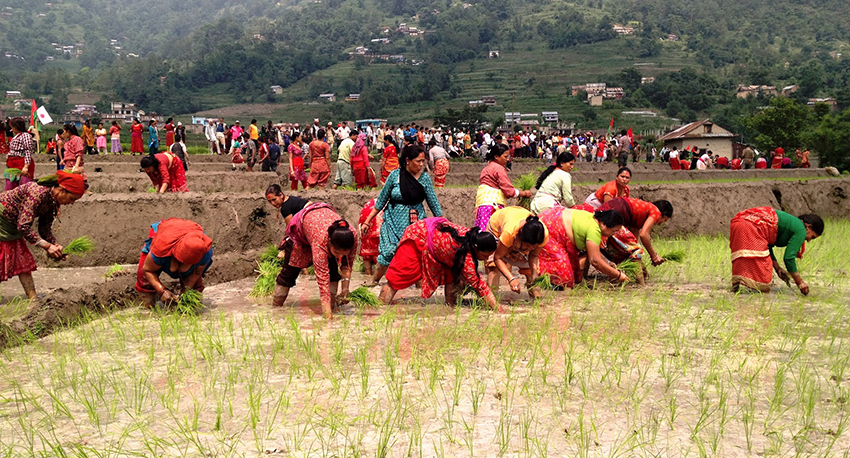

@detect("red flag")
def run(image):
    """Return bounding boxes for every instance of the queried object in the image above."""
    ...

[608,117,614,136]
[30,99,37,127]
[626,128,633,145]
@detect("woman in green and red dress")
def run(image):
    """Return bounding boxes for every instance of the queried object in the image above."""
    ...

[5,117,35,191]
[0,171,86,299]
[730,207,823,295]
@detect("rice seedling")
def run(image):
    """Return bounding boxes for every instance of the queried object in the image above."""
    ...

[249,260,281,297]
[661,250,686,262]
[63,236,94,256]
[514,171,536,209]
[102,263,125,278]
[147,187,157,193]
[618,258,643,282]
[530,273,557,290]
[176,289,204,315]
[347,286,381,308]
[258,243,282,265]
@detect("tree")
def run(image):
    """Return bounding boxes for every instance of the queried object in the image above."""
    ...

[743,97,812,152]
[808,108,850,171]
[433,105,489,131]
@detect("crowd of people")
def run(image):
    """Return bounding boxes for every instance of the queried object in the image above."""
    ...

[260,141,823,320]
[0,116,826,317]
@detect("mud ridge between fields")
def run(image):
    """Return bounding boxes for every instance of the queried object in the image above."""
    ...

[0,250,260,350]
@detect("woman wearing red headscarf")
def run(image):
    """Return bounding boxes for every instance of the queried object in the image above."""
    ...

[350,132,377,189]
[135,218,213,307]
[0,171,86,299]
[771,148,784,169]
[140,151,189,192]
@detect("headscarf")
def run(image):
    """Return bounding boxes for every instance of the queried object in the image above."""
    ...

[398,145,426,206]
[150,218,212,265]
[55,171,86,195]
[353,133,369,166]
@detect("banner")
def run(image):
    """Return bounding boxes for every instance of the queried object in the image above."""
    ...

[36,106,53,125]
[30,100,37,127]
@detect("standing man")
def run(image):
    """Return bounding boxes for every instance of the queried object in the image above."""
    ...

[82,119,96,155]
[215,119,226,155]
[741,144,755,169]
[332,130,356,188]
[204,119,217,154]
[311,118,321,140]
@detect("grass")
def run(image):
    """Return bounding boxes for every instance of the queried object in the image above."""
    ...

[62,236,94,256]
[0,220,849,455]
[102,264,125,278]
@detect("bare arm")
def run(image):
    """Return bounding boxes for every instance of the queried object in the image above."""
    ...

[638,217,663,265]
[587,240,626,282]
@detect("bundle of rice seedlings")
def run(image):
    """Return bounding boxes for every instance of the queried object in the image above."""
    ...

[147,187,157,193]
[348,286,381,308]
[661,250,686,263]
[249,260,281,297]
[530,274,557,290]
[258,243,282,265]
[176,289,204,315]
[103,263,125,278]
[514,172,536,209]
[3,168,22,181]
[63,236,94,257]
[618,259,644,282]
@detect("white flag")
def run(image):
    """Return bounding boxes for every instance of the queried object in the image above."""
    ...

[36,106,53,125]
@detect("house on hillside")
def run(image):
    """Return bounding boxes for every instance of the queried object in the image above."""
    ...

[782,85,798,97]
[659,119,738,158]
[542,111,559,122]
[101,102,139,123]
[5,91,21,98]
[345,93,360,102]
[736,85,777,98]
[270,85,283,94]
[319,93,336,102]
[808,98,838,110]
[482,96,496,106]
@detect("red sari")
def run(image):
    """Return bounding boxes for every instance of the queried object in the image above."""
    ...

[130,123,144,154]
[537,206,583,288]
[146,152,189,192]
[380,144,399,184]
[164,122,175,147]
[358,199,382,264]
[730,207,778,292]
[385,218,491,298]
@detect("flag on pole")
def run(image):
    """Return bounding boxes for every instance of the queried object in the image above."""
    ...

[626,128,634,145]
[36,106,53,125]
[608,117,614,137]
[30,100,37,127]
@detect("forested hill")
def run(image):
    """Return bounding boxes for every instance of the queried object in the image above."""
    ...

[1,0,849,120]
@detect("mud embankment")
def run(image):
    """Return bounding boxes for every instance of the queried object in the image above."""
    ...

[87,172,283,194]
[42,178,850,267]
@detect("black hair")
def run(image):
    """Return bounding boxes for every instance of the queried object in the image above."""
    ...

[799,214,824,236]
[56,128,64,135]
[140,155,159,169]
[328,220,355,250]
[617,167,631,177]
[149,119,156,126]
[111,121,119,126]
[166,117,173,123]
[401,144,424,166]
[518,215,546,245]
[593,209,624,228]
[265,184,282,196]
[536,152,576,189]
[652,200,673,218]
[317,128,325,140]
[9,117,26,133]
[349,130,358,137]
[621,129,627,136]
[63,123,79,136]
[251,119,257,124]
[440,225,497,281]
[485,143,509,162]
[428,138,437,146]
[291,131,301,141]
[384,134,394,143]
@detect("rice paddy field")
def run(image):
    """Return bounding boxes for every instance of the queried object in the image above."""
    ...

[0,216,848,457]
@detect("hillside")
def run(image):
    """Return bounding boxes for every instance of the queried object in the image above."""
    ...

[1,0,849,132]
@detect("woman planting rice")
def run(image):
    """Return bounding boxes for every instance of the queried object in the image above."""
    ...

[584,167,631,210]
[530,152,576,215]
[358,198,382,276]
[427,138,450,188]
[360,144,443,285]
[272,203,358,319]
[135,218,213,307]
[381,217,502,311]
[538,207,626,289]
[730,207,823,295]
[596,198,674,281]
[487,207,548,298]
[141,151,189,193]
[0,171,86,299]
[473,144,532,230]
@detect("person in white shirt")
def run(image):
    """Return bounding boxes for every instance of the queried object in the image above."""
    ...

[204,119,217,154]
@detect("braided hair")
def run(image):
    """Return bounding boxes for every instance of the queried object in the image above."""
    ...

[439,224,497,281]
